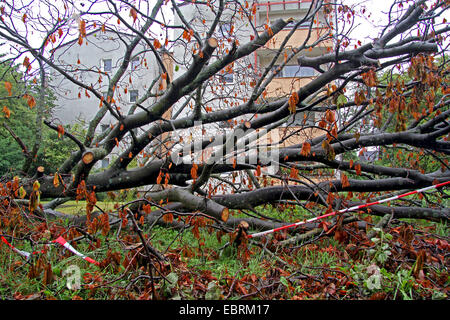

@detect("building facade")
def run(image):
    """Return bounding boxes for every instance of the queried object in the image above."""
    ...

[171,0,334,181]
[48,29,172,168]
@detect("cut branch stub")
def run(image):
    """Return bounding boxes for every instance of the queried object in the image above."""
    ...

[238,220,249,231]
[207,37,218,49]
[221,207,229,222]
[82,151,95,165]
[36,166,45,178]
[200,37,218,60]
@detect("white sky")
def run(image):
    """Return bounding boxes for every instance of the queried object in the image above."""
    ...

[2,0,448,73]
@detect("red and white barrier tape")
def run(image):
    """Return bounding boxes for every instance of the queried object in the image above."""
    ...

[1,234,99,266]
[248,180,450,239]
[3,181,449,258]
[53,236,100,266]
[1,236,33,259]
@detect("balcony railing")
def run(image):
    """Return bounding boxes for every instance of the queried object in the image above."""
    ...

[256,0,315,12]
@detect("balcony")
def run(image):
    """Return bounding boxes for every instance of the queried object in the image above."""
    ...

[265,76,312,98]
[263,28,333,51]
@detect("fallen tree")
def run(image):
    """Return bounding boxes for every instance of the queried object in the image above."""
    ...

[0,0,449,242]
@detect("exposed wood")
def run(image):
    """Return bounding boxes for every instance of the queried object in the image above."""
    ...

[82,151,95,165]
[221,207,229,222]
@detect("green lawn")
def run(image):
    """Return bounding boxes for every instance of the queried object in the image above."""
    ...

[41,200,125,215]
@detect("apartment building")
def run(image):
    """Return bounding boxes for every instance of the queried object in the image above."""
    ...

[49,1,334,180]
[172,0,334,180]
[253,0,332,148]
[48,28,172,168]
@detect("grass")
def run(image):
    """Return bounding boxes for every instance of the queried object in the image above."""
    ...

[1,201,448,300]
[41,200,126,215]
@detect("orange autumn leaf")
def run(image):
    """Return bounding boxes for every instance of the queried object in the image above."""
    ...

[24,94,36,108]
[163,213,173,223]
[341,173,350,188]
[57,125,64,138]
[78,20,86,37]
[53,173,60,187]
[156,170,163,185]
[191,163,198,180]
[4,81,12,96]
[23,56,31,72]
[2,105,10,118]
[153,39,161,49]
[354,163,362,176]
[362,69,377,87]
[325,109,335,123]
[142,204,152,214]
[300,142,311,157]
[130,8,138,22]
[289,167,299,179]
[288,92,299,114]
[255,165,261,177]
[182,29,193,41]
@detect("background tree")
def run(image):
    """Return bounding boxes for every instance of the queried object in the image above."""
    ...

[0,58,78,176]
[0,61,38,175]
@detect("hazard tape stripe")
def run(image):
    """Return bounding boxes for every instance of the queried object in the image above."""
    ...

[248,180,450,239]
[1,236,31,258]
[53,236,100,266]
[2,234,100,266]
[1,236,46,258]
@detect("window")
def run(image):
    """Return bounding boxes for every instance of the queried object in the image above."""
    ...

[286,18,312,29]
[101,158,110,168]
[223,73,234,84]
[283,65,301,77]
[129,90,138,103]
[131,58,140,71]
[217,71,234,84]
[298,66,317,77]
[103,59,112,72]
[219,23,232,38]
[270,17,312,30]
[273,65,317,78]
